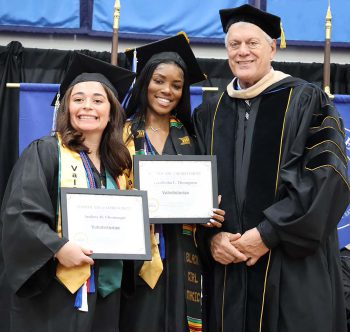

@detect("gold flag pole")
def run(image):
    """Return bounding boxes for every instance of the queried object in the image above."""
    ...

[323,0,332,97]
[111,0,120,65]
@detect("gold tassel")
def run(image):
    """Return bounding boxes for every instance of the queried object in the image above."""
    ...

[280,22,286,49]
[177,31,190,44]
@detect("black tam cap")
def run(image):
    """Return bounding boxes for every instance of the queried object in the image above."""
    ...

[124,34,206,85]
[52,53,135,106]
[219,4,281,39]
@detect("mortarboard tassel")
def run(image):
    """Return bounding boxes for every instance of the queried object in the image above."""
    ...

[177,31,190,44]
[51,92,60,134]
[280,22,286,48]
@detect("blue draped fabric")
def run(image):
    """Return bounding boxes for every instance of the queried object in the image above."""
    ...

[92,0,247,40]
[18,85,348,248]
[268,0,350,44]
[190,86,203,114]
[333,94,350,248]
[19,83,59,154]
[18,83,203,154]
[0,0,80,29]
[0,0,349,44]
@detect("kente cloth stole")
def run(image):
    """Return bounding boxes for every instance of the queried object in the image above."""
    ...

[124,118,203,328]
[123,116,194,187]
[182,224,203,332]
[55,134,124,297]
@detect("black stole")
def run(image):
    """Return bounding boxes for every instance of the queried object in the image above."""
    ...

[130,116,203,330]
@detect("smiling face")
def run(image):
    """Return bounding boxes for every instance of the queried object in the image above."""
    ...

[69,81,111,137]
[226,22,276,89]
[146,63,184,117]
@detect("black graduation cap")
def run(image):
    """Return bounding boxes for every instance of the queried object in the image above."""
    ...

[124,34,206,84]
[52,52,135,106]
[219,4,281,39]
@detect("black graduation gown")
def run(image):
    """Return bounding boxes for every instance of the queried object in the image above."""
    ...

[193,77,349,332]
[340,248,350,331]
[120,123,201,332]
[0,136,121,332]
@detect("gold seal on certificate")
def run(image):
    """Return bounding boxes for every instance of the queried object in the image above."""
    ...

[60,188,151,260]
[133,155,218,224]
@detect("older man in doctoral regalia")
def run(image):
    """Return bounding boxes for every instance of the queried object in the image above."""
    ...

[194,4,349,332]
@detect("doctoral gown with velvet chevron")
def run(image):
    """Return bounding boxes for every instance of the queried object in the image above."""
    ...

[193,76,349,332]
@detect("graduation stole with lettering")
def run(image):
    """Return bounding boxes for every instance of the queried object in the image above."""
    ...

[123,116,194,289]
[55,134,126,297]
[182,225,203,332]
[124,118,203,330]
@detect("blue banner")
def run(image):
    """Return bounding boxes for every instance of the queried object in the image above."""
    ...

[268,0,350,43]
[0,0,349,44]
[333,94,350,248]
[0,0,80,29]
[19,83,59,154]
[18,83,203,154]
[92,0,247,40]
[190,86,203,114]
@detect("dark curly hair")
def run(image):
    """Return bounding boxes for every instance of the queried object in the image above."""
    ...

[55,83,131,178]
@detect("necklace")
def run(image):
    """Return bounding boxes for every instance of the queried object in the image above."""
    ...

[148,126,160,132]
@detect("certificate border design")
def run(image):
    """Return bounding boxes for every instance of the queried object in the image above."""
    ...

[60,188,151,260]
[133,155,218,224]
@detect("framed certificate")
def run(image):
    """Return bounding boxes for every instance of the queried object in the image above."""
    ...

[133,155,218,224]
[60,188,151,260]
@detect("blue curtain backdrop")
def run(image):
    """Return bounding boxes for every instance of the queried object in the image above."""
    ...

[268,0,350,44]
[16,85,350,247]
[0,0,349,45]
[0,0,81,32]
[333,95,350,248]
[18,83,203,152]
[19,83,59,154]
[92,0,247,40]
[190,87,203,114]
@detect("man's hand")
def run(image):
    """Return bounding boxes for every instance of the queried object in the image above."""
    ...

[231,228,269,266]
[55,241,94,268]
[210,232,248,265]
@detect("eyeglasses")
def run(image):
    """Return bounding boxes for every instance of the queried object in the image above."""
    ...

[227,41,262,51]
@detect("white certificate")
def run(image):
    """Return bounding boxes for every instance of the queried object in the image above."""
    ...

[134,155,218,223]
[60,188,151,260]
